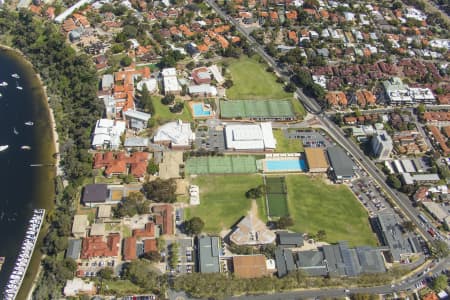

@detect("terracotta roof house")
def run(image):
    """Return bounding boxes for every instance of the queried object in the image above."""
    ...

[326,91,348,107]
[152,204,174,235]
[192,67,211,85]
[93,152,149,178]
[80,233,120,259]
[355,90,376,107]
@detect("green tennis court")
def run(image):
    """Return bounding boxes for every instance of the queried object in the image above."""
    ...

[185,156,257,175]
[267,194,289,217]
[265,176,289,217]
[220,100,295,120]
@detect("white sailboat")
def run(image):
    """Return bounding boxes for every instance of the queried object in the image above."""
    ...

[0,145,9,152]
[24,121,33,126]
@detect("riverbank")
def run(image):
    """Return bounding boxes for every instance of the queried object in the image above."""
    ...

[0,45,58,299]
[0,45,60,173]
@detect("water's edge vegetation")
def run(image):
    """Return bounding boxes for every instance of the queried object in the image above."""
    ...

[0,9,103,298]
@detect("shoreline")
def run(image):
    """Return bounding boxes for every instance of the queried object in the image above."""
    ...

[0,44,60,299]
[0,45,60,172]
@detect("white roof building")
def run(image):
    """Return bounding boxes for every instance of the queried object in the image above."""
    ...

[188,84,218,96]
[153,120,194,148]
[208,65,225,84]
[429,39,450,50]
[162,68,181,94]
[91,119,126,150]
[224,123,276,151]
[161,67,177,77]
[137,78,158,93]
[343,12,355,22]
[404,7,427,21]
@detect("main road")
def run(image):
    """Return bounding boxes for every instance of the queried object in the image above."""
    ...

[205,0,322,114]
[205,0,433,243]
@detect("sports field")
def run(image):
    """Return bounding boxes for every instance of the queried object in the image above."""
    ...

[185,156,257,175]
[186,175,265,233]
[226,57,292,100]
[286,175,378,247]
[265,176,289,217]
[220,99,295,119]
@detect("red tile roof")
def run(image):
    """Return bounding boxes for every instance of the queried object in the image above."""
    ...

[123,237,137,260]
[94,152,149,178]
[152,204,174,235]
[144,239,157,253]
[81,233,120,259]
[355,90,376,106]
[326,91,348,107]
[428,125,450,156]
[133,222,155,239]
[423,112,450,122]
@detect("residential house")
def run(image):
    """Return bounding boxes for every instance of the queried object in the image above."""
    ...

[93,152,150,179]
[326,91,348,108]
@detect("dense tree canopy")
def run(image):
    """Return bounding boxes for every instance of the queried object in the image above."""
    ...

[143,178,177,203]
[0,9,104,299]
[184,217,205,235]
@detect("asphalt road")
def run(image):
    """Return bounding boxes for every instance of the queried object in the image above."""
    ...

[206,0,434,243]
[228,258,450,300]
[199,1,449,297]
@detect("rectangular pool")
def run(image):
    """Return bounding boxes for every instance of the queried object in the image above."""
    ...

[265,159,306,172]
[192,103,211,117]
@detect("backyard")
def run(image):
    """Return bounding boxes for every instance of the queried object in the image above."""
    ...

[226,57,292,100]
[286,175,378,247]
[273,129,304,153]
[186,174,265,233]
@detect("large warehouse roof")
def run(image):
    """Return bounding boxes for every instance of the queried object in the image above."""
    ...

[224,122,276,150]
[326,146,354,178]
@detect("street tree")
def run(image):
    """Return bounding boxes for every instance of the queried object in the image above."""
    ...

[277,216,294,229]
[401,221,416,232]
[432,240,450,258]
[431,274,448,291]
[184,217,205,235]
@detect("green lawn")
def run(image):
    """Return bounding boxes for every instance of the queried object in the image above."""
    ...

[153,96,193,123]
[273,129,304,153]
[186,175,265,233]
[286,175,378,247]
[290,98,307,119]
[101,279,143,296]
[226,57,292,100]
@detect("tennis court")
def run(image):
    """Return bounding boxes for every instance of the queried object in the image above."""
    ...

[185,156,257,175]
[220,100,295,120]
[265,176,289,217]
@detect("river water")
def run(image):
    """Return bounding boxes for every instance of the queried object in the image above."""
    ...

[0,48,55,298]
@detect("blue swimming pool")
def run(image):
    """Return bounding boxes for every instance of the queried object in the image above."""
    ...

[266,159,306,172]
[192,103,211,117]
